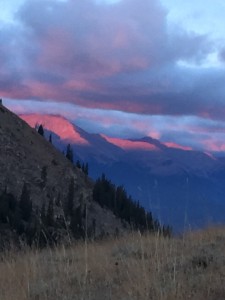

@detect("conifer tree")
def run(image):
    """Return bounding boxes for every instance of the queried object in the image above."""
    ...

[84,163,89,176]
[41,202,46,225]
[81,163,85,173]
[64,178,74,218]
[41,166,47,188]
[0,190,17,224]
[76,160,81,169]
[19,183,32,222]
[46,199,54,227]
[38,124,44,136]
[70,205,84,239]
[66,144,73,163]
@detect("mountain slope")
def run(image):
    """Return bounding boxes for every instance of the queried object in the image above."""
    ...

[0,104,126,241]
[21,114,125,163]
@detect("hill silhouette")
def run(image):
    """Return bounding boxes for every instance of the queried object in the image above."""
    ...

[0,103,166,246]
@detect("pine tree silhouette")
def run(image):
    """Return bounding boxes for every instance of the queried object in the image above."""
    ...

[49,133,52,144]
[66,144,73,163]
[46,199,54,227]
[37,124,44,136]
[64,178,74,218]
[19,183,32,222]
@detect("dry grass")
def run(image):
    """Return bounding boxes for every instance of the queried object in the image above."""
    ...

[0,227,225,300]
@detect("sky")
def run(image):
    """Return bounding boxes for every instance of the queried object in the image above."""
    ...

[1,0,225,152]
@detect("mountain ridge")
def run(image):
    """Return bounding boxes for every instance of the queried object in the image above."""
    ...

[21,113,195,153]
[20,112,225,231]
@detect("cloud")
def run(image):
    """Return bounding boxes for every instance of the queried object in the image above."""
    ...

[219,48,225,62]
[6,98,225,152]
[17,0,211,74]
[0,0,216,113]
[1,0,225,152]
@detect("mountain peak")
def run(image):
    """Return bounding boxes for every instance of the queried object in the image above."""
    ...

[20,114,89,145]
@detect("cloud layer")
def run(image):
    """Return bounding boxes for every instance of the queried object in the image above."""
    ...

[1,0,225,151]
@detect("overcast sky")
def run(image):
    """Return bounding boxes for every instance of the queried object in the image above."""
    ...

[1,0,225,152]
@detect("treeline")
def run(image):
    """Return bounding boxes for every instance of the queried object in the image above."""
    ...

[93,174,171,236]
[0,181,86,248]
[0,184,35,247]
[0,174,171,250]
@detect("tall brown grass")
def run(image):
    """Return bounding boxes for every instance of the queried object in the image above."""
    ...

[0,227,225,300]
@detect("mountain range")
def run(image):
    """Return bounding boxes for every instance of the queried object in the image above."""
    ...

[21,113,225,231]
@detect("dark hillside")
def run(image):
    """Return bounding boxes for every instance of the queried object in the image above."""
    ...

[0,104,127,244]
[0,104,166,246]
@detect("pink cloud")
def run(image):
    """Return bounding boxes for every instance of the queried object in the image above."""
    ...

[37,27,74,70]
[0,0,216,122]
[24,81,61,99]
[201,139,225,152]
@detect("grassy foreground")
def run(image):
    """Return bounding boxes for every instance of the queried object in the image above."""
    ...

[0,227,225,300]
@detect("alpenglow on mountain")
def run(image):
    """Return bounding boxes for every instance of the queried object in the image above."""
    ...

[21,113,225,231]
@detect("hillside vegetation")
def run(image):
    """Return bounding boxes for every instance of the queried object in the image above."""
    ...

[1,226,225,300]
